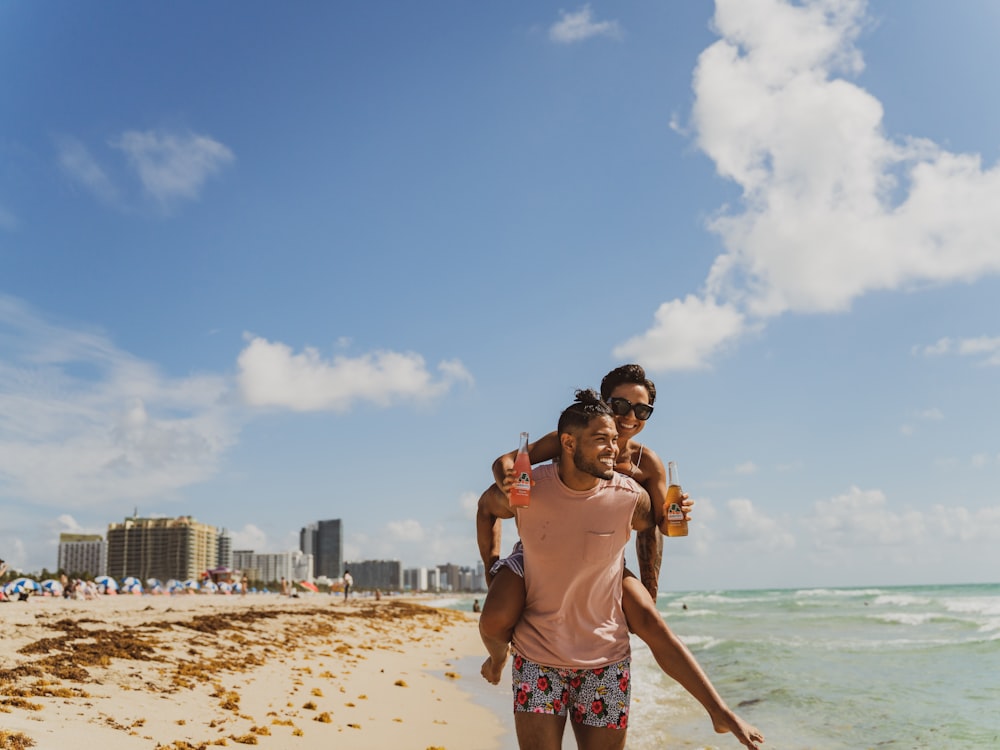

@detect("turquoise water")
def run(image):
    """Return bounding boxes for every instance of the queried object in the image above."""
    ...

[628,583,1000,749]
[450,582,1000,749]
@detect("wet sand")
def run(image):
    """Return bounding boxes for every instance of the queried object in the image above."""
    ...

[0,594,506,750]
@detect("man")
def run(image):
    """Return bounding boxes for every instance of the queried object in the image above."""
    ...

[484,389,764,750]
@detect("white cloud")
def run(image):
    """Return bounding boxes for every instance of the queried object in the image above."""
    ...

[549,5,622,44]
[917,337,953,357]
[725,498,796,551]
[56,136,119,204]
[916,335,1000,365]
[734,461,758,475]
[620,0,1000,370]
[231,523,269,552]
[112,130,234,206]
[933,504,1000,542]
[613,295,746,371]
[237,335,473,412]
[804,485,926,549]
[0,295,237,509]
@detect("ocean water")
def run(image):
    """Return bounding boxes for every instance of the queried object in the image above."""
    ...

[450,582,1000,749]
[628,583,1000,750]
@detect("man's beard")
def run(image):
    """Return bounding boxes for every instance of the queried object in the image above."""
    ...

[573,447,614,480]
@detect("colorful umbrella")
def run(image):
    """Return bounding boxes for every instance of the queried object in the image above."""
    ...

[94,575,119,593]
[40,579,64,596]
[298,580,319,593]
[121,576,143,595]
[5,577,41,596]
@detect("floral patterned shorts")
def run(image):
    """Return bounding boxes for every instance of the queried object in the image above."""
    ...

[511,650,630,729]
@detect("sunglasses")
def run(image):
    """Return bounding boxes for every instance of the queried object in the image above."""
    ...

[607,397,654,421]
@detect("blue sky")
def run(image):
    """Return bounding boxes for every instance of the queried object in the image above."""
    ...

[2,0,999,590]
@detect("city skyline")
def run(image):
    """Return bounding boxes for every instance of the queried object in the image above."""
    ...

[39,513,485,591]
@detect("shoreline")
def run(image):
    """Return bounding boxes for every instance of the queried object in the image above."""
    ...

[0,594,508,749]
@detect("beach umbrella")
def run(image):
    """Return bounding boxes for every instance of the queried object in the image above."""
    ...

[5,578,41,596]
[40,579,64,596]
[121,576,143,595]
[298,580,319,593]
[201,579,219,593]
[146,578,164,594]
[182,579,199,591]
[10,577,41,591]
[94,575,119,593]
[165,579,182,594]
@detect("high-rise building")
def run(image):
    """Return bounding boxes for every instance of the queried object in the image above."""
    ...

[106,516,218,582]
[302,519,343,579]
[57,533,106,578]
[437,562,461,592]
[233,549,313,586]
[404,567,429,592]
[344,559,403,591]
[217,528,233,569]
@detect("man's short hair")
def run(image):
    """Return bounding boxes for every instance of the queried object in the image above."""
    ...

[600,363,656,405]
[558,388,613,436]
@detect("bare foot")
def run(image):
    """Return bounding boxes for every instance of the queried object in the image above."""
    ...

[480,647,509,685]
[711,710,765,750]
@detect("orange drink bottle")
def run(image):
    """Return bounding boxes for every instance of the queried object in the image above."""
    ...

[665,460,688,537]
[510,432,532,507]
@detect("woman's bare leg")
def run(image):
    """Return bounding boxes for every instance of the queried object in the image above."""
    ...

[479,567,526,684]
[621,571,765,750]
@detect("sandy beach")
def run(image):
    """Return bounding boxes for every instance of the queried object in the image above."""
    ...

[0,594,507,750]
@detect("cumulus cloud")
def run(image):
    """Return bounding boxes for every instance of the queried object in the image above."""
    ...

[0,295,237,509]
[725,498,796,550]
[230,523,269,552]
[621,0,1000,370]
[613,295,746,370]
[237,335,473,412]
[112,130,234,206]
[549,4,622,44]
[804,485,927,549]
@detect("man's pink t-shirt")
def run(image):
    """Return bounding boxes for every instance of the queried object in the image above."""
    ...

[511,463,641,670]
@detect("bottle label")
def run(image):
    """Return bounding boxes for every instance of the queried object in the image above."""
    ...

[666,503,684,522]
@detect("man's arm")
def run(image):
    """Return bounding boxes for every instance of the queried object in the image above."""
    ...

[476,484,515,585]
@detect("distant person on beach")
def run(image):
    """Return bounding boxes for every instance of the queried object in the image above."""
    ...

[343,570,353,600]
[473,598,481,613]
[480,389,764,750]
